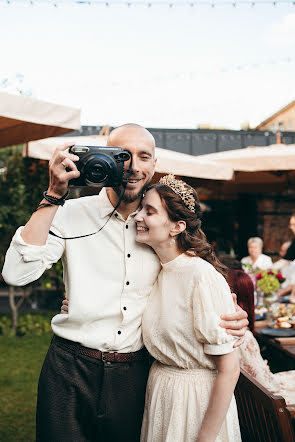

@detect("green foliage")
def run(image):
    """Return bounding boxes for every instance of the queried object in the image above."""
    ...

[0,146,49,270]
[0,315,14,336]
[0,147,65,292]
[17,314,52,336]
[0,313,52,336]
[38,260,64,291]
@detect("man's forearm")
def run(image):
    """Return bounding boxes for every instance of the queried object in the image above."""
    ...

[21,200,59,246]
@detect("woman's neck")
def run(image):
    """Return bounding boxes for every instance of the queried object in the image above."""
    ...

[152,242,183,264]
[250,255,260,265]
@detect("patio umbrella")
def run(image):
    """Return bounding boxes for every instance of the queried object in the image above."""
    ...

[0,91,81,148]
[194,144,295,194]
[25,135,234,181]
[199,144,295,172]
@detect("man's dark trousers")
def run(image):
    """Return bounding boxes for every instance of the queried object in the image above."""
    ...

[36,337,150,442]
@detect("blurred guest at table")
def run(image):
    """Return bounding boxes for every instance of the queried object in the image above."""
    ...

[290,286,295,304]
[228,270,295,406]
[283,214,295,261]
[273,241,295,300]
[241,237,272,271]
[273,241,291,272]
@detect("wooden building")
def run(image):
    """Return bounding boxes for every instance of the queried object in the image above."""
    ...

[256,100,295,133]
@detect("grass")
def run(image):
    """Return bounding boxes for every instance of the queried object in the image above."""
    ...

[0,318,54,441]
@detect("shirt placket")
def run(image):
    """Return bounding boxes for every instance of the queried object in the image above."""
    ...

[115,215,134,342]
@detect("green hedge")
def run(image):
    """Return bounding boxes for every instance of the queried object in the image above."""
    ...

[0,312,54,336]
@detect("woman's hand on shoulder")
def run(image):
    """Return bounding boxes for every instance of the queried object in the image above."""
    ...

[219,293,248,348]
[61,298,69,314]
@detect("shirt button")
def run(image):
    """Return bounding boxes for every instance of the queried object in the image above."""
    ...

[126,225,129,229]
[114,213,118,217]
[123,306,127,311]
[127,253,131,258]
[126,281,130,286]
[118,330,121,335]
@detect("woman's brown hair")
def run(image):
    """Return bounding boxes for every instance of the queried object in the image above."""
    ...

[147,182,227,278]
[227,270,255,332]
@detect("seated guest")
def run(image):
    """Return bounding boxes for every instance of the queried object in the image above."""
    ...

[273,241,295,299]
[283,214,295,261]
[241,237,272,270]
[273,241,291,272]
[228,270,295,405]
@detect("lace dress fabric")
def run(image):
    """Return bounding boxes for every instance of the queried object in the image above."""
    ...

[239,330,295,405]
[141,254,241,442]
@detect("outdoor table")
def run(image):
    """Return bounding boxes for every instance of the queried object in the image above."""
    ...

[254,320,295,372]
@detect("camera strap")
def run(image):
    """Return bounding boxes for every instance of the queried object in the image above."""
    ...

[48,154,133,241]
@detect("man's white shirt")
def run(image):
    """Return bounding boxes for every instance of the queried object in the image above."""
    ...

[2,188,161,352]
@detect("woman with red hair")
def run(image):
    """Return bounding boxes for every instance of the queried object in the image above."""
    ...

[227,269,295,405]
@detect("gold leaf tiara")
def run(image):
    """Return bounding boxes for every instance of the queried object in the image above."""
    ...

[159,174,196,213]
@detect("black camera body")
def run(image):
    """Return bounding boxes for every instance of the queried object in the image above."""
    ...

[68,145,131,187]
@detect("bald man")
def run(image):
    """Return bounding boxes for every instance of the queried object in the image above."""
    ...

[2,124,248,442]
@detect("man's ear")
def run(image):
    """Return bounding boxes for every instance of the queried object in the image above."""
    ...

[171,220,186,237]
[151,157,157,178]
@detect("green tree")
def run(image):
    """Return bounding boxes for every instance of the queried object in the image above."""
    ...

[0,146,49,267]
[0,147,63,332]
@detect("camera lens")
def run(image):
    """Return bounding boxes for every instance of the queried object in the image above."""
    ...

[87,162,108,183]
[90,164,106,180]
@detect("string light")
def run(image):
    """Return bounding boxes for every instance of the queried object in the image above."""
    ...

[1,0,295,6]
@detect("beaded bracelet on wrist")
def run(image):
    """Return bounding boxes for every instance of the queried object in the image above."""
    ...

[43,190,69,206]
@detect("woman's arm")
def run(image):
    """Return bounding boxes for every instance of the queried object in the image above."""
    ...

[220,293,248,347]
[277,284,293,298]
[196,350,240,442]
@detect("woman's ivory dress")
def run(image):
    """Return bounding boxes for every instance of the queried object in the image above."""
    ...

[141,254,241,442]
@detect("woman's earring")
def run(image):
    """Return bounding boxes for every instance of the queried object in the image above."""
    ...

[169,237,176,245]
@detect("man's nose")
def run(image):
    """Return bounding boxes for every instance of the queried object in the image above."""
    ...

[130,156,139,173]
[124,156,139,174]
[134,210,143,222]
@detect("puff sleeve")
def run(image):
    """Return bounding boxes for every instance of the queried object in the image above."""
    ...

[193,265,237,355]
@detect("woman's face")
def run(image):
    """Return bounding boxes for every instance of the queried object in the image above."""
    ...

[134,189,176,247]
[248,242,262,260]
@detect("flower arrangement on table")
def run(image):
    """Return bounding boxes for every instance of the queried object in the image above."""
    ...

[255,270,285,294]
[255,270,285,308]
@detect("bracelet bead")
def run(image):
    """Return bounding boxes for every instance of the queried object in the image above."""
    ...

[43,190,69,206]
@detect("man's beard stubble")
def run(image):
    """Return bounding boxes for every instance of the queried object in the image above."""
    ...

[113,175,153,203]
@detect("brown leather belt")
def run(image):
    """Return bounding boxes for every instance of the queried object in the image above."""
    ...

[54,335,148,363]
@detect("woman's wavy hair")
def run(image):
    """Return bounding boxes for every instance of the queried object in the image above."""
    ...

[147,182,227,278]
[227,270,255,332]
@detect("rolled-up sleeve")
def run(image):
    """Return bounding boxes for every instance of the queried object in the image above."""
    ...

[2,226,64,286]
[193,267,237,355]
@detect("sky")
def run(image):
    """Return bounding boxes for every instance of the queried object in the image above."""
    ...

[1,0,295,129]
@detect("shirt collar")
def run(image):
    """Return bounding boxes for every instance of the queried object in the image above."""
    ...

[97,187,140,220]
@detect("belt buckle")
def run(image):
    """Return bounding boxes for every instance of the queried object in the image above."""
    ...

[101,351,109,362]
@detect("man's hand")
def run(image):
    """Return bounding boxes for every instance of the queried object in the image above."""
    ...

[48,143,80,198]
[219,293,248,348]
[61,298,69,314]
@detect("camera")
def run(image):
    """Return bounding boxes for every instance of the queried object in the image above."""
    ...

[68,145,131,187]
